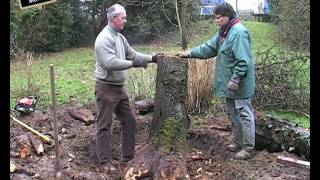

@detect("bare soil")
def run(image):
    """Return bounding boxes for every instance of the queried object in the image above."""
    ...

[10,103,310,179]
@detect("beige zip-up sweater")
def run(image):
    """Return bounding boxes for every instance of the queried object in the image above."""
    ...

[94,25,152,85]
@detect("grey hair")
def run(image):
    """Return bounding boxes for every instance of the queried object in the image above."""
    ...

[106,4,126,22]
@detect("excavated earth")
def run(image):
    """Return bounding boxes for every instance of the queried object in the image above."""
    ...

[10,103,310,179]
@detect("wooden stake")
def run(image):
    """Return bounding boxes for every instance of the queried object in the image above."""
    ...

[50,64,61,174]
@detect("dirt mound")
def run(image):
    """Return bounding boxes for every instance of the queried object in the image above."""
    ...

[10,103,310,179]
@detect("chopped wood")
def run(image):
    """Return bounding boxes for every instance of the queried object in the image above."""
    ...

[16,134,32,158]
[125,167,141,179]
[196,167,203,173]
[68,108,95,125]
[28,133,44,155]
[20,147,31,159]
[124,167,134,179]
[140,169,151,178]
[10,161,35,176]
[10,161,17,173]
[124,167,151,179]
[276,155,310,169]
[191,155,203,161]
[186,154,203,161]
[208,125,231,131]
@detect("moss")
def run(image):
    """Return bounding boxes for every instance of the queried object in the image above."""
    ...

[153,117,187,153]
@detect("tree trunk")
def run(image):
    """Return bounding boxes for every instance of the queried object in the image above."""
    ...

[92,0,97,36]
[175,0,187,50]
[181,0,187,50]
[124,57,190,179]
[149,57,190,138]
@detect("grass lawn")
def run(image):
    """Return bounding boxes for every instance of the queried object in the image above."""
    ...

[10,48,96,109]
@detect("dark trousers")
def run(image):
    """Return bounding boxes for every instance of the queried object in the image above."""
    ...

[95,82,136,165]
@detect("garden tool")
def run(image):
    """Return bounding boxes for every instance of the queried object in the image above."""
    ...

[10,115,54,146]
[14,96,44,114]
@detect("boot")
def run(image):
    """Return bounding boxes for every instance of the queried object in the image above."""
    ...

[234,149,253,160]
[100,162,117,173]
[226,143,241,152]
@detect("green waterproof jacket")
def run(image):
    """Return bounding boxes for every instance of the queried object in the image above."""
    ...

[190,23,255,99]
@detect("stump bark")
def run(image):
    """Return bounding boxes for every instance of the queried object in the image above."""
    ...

[125,56,190,179]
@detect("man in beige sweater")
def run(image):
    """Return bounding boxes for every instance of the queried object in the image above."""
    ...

[94,3,162,172]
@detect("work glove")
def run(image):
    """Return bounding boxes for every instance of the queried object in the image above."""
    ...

[176,52,191,58]
[151,53,165,63]
[132,60,148,68]
[227,76,240,92]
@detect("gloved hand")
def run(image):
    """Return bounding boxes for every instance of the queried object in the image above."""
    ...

[151,53,165,63]
[176,52,191,58]
[227,76,240,91]
[132,60,148,68]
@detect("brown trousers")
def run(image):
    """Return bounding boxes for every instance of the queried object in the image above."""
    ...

[95,82,136,165]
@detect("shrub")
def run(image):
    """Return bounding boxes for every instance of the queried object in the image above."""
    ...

[253,47,310,115]
[269,0,310,51]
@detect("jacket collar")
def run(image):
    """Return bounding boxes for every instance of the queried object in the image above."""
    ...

[219,17,240,43]
[106,25,118,35]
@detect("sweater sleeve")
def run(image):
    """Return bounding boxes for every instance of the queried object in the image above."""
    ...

[95,36,133,71]
[122,35,152,63]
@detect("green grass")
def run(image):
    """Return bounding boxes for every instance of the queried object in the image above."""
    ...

[10,20,309,128]
[10,48,96,110]
[242,21,278,53]
[265,109,310,128]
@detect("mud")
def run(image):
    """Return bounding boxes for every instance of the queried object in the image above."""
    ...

[10,103,310,179]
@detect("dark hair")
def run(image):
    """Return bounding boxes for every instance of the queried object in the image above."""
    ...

[213,2,236,18]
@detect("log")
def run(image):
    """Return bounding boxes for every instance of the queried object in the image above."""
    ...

[276,155,310,169]
[16,134,32,159]
[68,108,95,125]
[28,133,44,155]
[124,56,190,179]
[254,112,310,161]
[134,99,154,114]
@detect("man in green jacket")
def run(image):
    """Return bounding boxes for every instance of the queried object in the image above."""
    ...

[94,3,162,172]
[177,2,256,160]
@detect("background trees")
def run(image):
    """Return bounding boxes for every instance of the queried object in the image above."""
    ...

[269,0,310,51]
[10,0,201,54]
[10,0,310,53]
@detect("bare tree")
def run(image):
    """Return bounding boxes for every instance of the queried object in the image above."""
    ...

[175,0,187,50]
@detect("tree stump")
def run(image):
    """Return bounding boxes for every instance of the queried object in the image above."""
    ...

[124,56,190,179]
